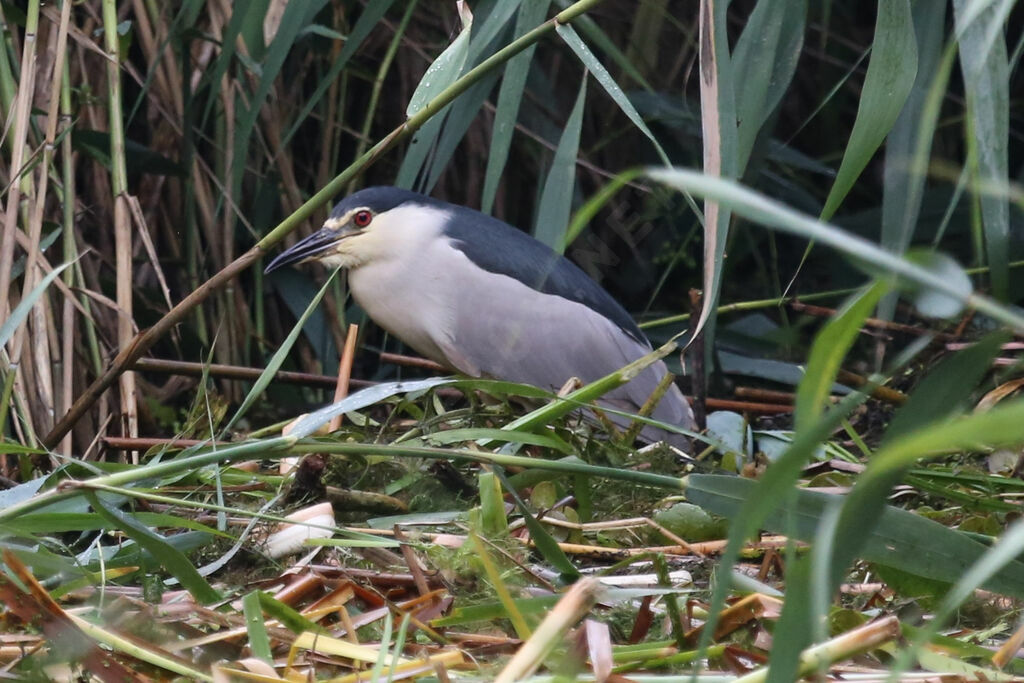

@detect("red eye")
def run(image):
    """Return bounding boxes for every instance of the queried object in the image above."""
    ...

[353,210,373,228]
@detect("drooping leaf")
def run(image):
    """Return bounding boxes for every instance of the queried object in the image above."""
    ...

[482,0,554,214]
[820,0,918,221]
[952,0,1010,299]
[534,73,587,251]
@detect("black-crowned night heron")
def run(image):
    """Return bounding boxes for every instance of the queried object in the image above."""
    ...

[265,187,695,448]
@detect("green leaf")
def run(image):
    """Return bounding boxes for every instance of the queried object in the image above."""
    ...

[265,269,339,369]
[0,478,47,511]
[0,441,45,455]
[0,261,73,348]
[953,0,1010,299]
[482,0,553,213]
[767,553,814,683]
[85,491,221,604]
[494,468,579,581]
[732,0,806,169]
[432,595,559,627]
[243,591,273,663]
[396,3,473,189]
[421,72,501,193]
[555,23,669,165]
[421,427,571,453]
[478,471,508,537]
[534,73,587,251]
[686,476,1024,598]
[256,590,323,634]
[225,268,341,434]
[877,3,948,323]
[795,283,887,429]
[820,0,918,221]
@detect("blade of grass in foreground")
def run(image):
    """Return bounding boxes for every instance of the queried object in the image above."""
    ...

[84,491,220,604]
[691,283,880,674]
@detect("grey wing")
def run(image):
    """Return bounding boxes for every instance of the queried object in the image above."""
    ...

[439,263,694,446]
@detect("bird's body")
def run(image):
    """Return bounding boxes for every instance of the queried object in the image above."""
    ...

[266,187,694,448]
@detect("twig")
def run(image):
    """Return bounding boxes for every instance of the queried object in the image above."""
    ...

[789,300,957,340]
[102,436,230,451]
[328,324,359,432]
[704,398,794,414]
[132,357,374,390]
[379,351,448,373]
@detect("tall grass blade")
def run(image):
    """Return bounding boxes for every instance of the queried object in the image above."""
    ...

[396,3,474,190]
[732,0,806,169]
[0,262,73,349]
[482,0,553,213]
[223,268,341,434]
[820,0,917,221]
[84,491,221,604]
[534,73,587,251]
[877,3,947,323]
[953,0,1011,299]
[555,23,669,166]
[242,591,273,663]
[494,467,579,580]
[795,283,886,429]
[829,332,1009,590]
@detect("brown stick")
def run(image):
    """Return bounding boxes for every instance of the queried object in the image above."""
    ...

[379,352,448,373]
[328,324,359,432]
[101,436,229,450]
[834,369,907,405]
[734,387,800,404]
[132,357,374,389]
[704,398,794,414]
[789,300,957,340]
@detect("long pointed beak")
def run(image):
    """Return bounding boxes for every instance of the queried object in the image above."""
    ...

[264,227,350,274]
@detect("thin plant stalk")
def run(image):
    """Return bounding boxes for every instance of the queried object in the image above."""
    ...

[102,0,138,457]
[24,0,72,459]
[348,0,419,193]
[0,0,40,440]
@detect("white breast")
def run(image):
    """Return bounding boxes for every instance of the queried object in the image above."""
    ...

[345,205,465,371]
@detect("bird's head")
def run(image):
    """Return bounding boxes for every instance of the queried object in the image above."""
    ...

[264,186,445,273]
